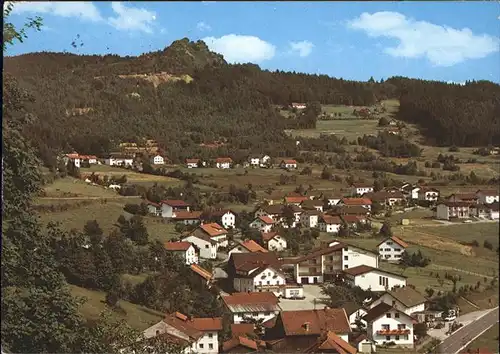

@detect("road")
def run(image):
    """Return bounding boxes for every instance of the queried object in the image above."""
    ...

[437,307,499,354]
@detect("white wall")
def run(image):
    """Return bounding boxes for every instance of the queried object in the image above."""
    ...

[233,311,278,324]
[327,198,341,206]
[216,162,231,169]
[253,268,286,290]
[411,188,420,200]
[283,286,303,299]
[348,308,368,328]
[371,293,425,316]
[378,240,405,262]
[183,236,217,259]
[343,247,378,269]
[187,162,198,168]
[368,310,414,348]
[249,219,273,233]
[267,236,287,252]
[194,332,219,354]
[320,223,341,234]
[436,204,450,220]
[161,204,174,218]
[350,271,406,292]
[354,187,374,195]
[301,214,318,228]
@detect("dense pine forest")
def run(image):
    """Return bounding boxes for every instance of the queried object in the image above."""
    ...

[4,38,500,168]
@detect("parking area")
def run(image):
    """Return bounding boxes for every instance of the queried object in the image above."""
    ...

[427,308,495,340]
[279,285,328,311]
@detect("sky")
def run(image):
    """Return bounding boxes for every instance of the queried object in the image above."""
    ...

[6,1,500,83]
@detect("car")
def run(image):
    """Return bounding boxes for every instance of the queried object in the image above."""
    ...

[444,315,457,322]
[463,219,472,223]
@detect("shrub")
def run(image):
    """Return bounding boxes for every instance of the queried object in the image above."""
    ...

[471,240,479,247]
[484,240,493,250]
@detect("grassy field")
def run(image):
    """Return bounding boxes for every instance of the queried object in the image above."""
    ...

[84,165,183,186]
[43,177,122,198]
[465,323,499,353]
[70,285,163,330]
[286,119,380,140]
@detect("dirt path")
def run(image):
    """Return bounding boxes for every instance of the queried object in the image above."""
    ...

[432,264,497,279]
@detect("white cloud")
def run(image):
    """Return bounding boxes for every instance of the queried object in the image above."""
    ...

[289,40,314,57]
[11,1,103,22]
[202,34,276,63]
[196,21,211,32]
[348,11,500,67]
[108,2,157,34]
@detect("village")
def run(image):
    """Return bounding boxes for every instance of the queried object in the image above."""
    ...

[56,150,500,354]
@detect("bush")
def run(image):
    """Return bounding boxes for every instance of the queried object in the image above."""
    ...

[471,240,479,247]
[431,161,441,168]
[448,146,459,152]
[484,240,493,250]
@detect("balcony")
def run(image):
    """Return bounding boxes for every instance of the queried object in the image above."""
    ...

[376,329,410,335]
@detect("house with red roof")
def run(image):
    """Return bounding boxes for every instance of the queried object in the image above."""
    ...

[476,189,499,205]
[171,210,202,225]
[160,199,191,218]
[215,157,233,169]
[261,232,288,252]
[222,292,281,324]
[318,214,343,234]
[228,239,268,259]
[339,198,373,211]
[279,159,298,169]
[142,312,223,354]
[164,241,198,265]
[249,215,276,233]
[182,222,229,260]
[377,236,409,263]
[186,158,205,168]
[145,200,162,216]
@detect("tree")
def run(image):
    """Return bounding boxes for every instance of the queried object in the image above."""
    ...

[379,221,393,237]
[84,219,104,246]
[413,323,427,338]
[378,117,389,126]
[425,287,435,298]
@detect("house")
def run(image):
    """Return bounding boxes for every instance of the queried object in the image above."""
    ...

[249,216,276,233]
[417,187,440,202]
[145,200,162,216]
[263,191,287,206]
[249,156,261,167]
[370,286,427,316]
[182,234,217,259]
[476,189,499,205]
[264,308,351,352]
[228,240,268,258]
[340,198,372,211]
[293,241,379,284]
[260,155,271,167]
[254,204,302,228]
[186,158,203,168]
[488,202,499,220]
[228,252,303,299]
[436,202,471,220]
[305,331,358,354]
[172,211,202,225]
[280,159,298,169]
[350,333,377,354]
[388,119,398,126]
[301,199,324,212]
[342,301,369,329]
[143,312,222,354]
[324,194,343,207]
[318,215,342,234]
[377,236,409,262]
[300,210,321,228]
[285,195,310,206]
[202,209,236,229]
[341,215,368,230]
[164,241,198,265]
[403,185,421,200]
[190,264,214,288]
[447,193,478,204]
[150,154,165,165]
[197,223,229,248]
[221,336,263,353]
[291,102,307,110]
[332,205,371,217]
[469,204,490,219]
[160,200,191,218]
[261,232,287,252]
[351,183,374,196]
[222,292,281,324]
[216,157,233,169]
[343,265,407,292]
[364,191,405,207]
[63,152,98,168]
[104,155,134,167]
[363,303,415,349]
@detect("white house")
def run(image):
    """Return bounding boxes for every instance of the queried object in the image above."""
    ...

[249,216,275,233]
[300,199,324,212]
[222,292,281,324]
[325,195,343,207]
[363,303,415,349]
[215,157,233,169]
[172,211,202,225]
[249,156,261,167]
[318,215,342,234]
[370,286,427,316]
[164,241,198,265]
[291,102,307,110]
[228,240,268,259]
[476,189,500,205]
[195,223,229,248]
[351,184,374,196]
[340,198,373,211]
[436,202,471,220]
[105,156,134,167]
[161,199,191,218]
[150,154,165,165]
[417,188,440,202]
[182,234,217,259]
[489,203,499,220]
[300,210,320,228]
[343,302,369,329]
[146,200,162,216]
[343,265,407,292]
[378,236,409,262]
[261,232,287,252]
[205,209,236,229]
[186,158,203,168]
[143,312,222,354]
[280,159,298,169]
[260,155,271,167]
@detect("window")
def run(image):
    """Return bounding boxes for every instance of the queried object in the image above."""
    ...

[205,245,209,248]
[252,312,259,316]
[259,281,262,285]
[209,344,213,350]
[344,247,348,251]
[397,324,406,330]
[330,256,334,261]
[404,335,409,340]
[395,335,400,340]
[395,313,400,318]
[382,324,390,330]
[267,281,270,285]
[208,333,213,338]
[386,336,391,341]
[344,256,348,260]
[199,344,204,349]
[386,313,391,318]
[379,248,384,251]
[344,265,348,269]
[392,300,396,306]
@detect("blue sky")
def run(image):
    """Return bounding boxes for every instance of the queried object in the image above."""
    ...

[7,1,500,83]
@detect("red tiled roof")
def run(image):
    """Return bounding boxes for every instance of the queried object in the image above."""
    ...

[342,198,372,205]
[279,308,351,336]
[230,323,255,336]
[190,264,213,281]
[240,240,268,253]
[222,292,279,306]
[145,200,161,207]
[164,241,192,251]
[306,331,357,354]
[261,232,279,242]
[477,189,499,196]
[282,159,297,164]
[341,214,364,223]
[441,201,473,207]
[163,313,203,340]
[352,183,373,188]
[320,215,342,224]
[391,236,409,248]
[161,199,190,207]
[186,158,200,163]
[216,157,233,163]
[285,196,310,204]
[200,222,228,237]
[258,215,275,224]
[172,211,202,220]
[222,336,259,352]
[190,317,223,331]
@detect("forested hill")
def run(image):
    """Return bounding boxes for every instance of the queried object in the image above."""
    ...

[4,38,500,167]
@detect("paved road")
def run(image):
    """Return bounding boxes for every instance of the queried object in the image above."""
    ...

[437,307,499,354]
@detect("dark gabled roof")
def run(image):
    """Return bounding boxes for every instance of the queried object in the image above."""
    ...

[278,308,351,336]
[230,252,281,272]
[295,241,378,263]
[343,265,407,279]
[385,286,427,308]
[363,303,414,322]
